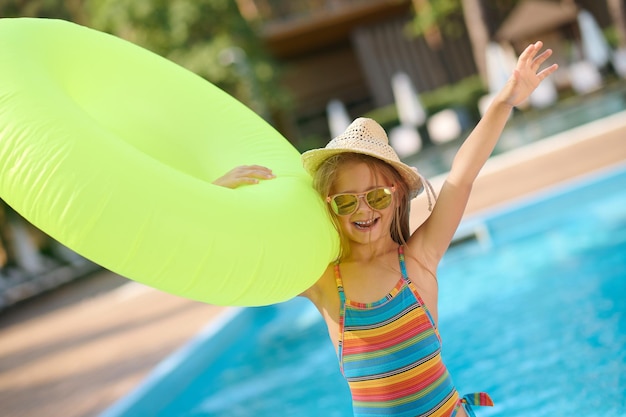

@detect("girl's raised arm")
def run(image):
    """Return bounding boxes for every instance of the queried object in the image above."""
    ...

[411,41,558,268]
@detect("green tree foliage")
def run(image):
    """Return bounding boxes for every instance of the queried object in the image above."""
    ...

[408,0,522,39]
[86,0,287,116]
[0,0,82,21]
[1,0,287,118]
[408,0,465,39]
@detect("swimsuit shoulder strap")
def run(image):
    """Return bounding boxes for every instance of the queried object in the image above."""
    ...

[397,245,409,279]
[398,245,441,340]
[334,262,346,306]
[334,261,347,371]
[397,246,424,303]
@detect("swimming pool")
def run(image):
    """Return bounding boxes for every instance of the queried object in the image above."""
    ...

[100,164,626,417]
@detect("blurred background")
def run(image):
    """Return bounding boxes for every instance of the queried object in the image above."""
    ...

[0,1,625,416]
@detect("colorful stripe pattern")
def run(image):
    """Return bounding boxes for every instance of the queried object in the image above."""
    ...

[335,246,493,416]
[452,393,495,417]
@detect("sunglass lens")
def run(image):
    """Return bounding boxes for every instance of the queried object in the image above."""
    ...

[367,188,392,209]
[331,195,358,215]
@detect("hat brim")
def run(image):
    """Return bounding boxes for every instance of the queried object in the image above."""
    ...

[301,147,423,199]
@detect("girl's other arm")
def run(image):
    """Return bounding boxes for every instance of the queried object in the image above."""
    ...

[412,41,558,266]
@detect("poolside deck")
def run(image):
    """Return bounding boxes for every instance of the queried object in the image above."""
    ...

[1,111,625,417]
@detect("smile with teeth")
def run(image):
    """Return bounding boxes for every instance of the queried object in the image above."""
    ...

[353,217,379,229]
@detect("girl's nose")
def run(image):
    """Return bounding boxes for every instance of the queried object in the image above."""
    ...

[355,195,370,212]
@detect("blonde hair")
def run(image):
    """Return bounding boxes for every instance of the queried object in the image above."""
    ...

[312,153,411,260]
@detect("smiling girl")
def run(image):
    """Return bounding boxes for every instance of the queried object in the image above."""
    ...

[216,41,558,416]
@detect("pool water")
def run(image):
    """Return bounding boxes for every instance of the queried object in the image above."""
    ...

[101,164,626,417]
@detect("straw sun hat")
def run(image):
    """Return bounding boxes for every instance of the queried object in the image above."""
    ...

[301,117,425,199]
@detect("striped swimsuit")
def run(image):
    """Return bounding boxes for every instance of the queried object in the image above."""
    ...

[335,246,493,416]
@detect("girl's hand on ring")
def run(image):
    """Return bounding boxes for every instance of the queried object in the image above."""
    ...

[213,165,275,189]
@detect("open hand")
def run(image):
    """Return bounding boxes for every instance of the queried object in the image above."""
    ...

[212,165,275,188]
[500,41,559,108]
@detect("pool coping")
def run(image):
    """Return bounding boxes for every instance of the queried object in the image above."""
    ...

[409,109,626,228]
[97,307,245,417]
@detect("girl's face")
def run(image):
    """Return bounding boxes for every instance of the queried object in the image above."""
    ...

[329,161,396,249]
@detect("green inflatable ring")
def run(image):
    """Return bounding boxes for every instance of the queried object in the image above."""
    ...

[0,18,338,306]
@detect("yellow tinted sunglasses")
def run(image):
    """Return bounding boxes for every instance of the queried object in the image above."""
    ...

[326,186,395,216]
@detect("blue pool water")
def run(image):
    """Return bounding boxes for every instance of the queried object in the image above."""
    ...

[101,164,626,417]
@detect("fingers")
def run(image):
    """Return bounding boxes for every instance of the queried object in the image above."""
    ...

[537,63,559,80]
[235,176,267,186]
[213,165,275,188]
[518,41,542,65]
[518,40,558,77]
[532,48,553,71]
[501,40,558,107]
[238,165,275,180]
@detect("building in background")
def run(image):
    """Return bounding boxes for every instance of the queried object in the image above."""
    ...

[235,0,617,144]
[237,0,477,143]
